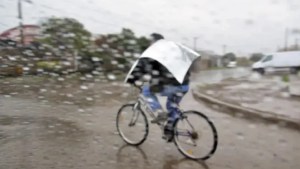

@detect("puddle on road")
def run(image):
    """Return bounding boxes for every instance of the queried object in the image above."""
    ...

[0,115,85,142]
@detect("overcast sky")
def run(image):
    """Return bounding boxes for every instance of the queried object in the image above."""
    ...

[1,0,300,55]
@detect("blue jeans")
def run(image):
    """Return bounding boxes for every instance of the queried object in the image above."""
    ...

[142,85,189,121]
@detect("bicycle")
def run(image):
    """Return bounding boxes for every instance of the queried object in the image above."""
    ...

[116,85,218,160]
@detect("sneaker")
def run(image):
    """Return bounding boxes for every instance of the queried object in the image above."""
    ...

[151,111,168,124]
[162,126,174,142]
[162,120,174,142]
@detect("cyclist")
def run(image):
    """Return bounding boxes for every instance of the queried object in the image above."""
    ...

[127,33,191,141]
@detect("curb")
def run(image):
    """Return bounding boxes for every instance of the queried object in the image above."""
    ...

[192,89,300,130]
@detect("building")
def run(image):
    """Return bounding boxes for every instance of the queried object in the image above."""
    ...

[191,50,222,72]
[0,25,40,46]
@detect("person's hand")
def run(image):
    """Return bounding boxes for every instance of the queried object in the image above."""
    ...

[150,85,163,93]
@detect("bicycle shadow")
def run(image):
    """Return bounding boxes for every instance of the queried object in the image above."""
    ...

[116,144,209,169]
[162,157,209,169]
[116,144,150,168]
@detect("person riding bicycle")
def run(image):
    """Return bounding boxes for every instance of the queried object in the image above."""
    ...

[126,33,197,141]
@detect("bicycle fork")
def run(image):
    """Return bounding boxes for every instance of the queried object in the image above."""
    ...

[128,102,140,127]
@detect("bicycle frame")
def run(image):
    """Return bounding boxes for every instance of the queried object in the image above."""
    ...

[130,85,195,135]
[132,85,186,127]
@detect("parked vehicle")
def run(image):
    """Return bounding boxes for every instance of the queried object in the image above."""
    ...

[227,61,237,68]
[252,51,300,74]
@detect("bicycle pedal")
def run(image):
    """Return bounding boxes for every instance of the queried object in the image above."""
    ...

[162,135,173,142]
[150,120,159,124]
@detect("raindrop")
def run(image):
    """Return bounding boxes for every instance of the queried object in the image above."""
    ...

[117,64,125,69]
[86,97,93,101]
[23,85,30,88]
[124,52,131,57]
[37,69,44,73]
[111,60,118,65]
[142,74,151,81]
[236,132,245,140]
[91,57,100,62]
[133,53,140,58]
[48,125,55,129]
[121,93,128,97]
[58,77,65,81]
[8,56,16,61]
[280,92,290,98]
[58,130,66,134]
[40,89,47,93]
[263,97,273,102]
[62,61,71,66]
[103,91,113,95]
[85,74,93,78]
[107,74,116,80]
[80,85,88,90]
[152,70,160,75]
[92,71,100,75]
[248,124,256,129]
[175,92,184,97]
[66,94,74,97]
[22,121,30,125]
[206,90,215,95]
[23,67,30,71]
[134,80,143,86]
[38,96,45,99]
[63,101,74,105]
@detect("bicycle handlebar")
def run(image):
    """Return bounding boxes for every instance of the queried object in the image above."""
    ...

[132,83,143,93]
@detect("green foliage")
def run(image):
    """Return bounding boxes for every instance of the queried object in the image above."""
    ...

[39,17,91,53]
[250,53,264,62]
[36,61,59,69]
[236,57,251,66]
[38,17,151,73]
[222,52,236,65]
[282,74,290,82]
[93,28,151,72]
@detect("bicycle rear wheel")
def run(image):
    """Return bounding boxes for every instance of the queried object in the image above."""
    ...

[173,111,218,160]
[116,104,149,146]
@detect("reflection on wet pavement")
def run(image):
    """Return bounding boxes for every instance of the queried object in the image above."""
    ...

[0,70,300,169]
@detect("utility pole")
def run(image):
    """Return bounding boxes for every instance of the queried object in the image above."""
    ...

[17,0,32,47]
[193,37,198,51]
[18,0,24,46]
[295,38,299,50]
[284,28,289,51]
[222,44,227,55]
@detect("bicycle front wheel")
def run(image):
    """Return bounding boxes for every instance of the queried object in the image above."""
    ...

[173,111,218,160]
[116,104,149,146]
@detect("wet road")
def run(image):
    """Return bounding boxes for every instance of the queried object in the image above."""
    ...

[0,69,299,169]
[192,67,251,85]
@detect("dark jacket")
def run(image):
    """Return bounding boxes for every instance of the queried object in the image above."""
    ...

[127,58,190,92]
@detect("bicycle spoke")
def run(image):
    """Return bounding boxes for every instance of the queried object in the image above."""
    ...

[177,138,197,146]
[173,111,218,160]
[117,104,149,146]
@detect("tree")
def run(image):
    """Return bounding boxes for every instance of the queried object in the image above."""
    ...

[249,53,264,62]
[222,52,236,66]
[39,17,91,54]
[93,28,151,72]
